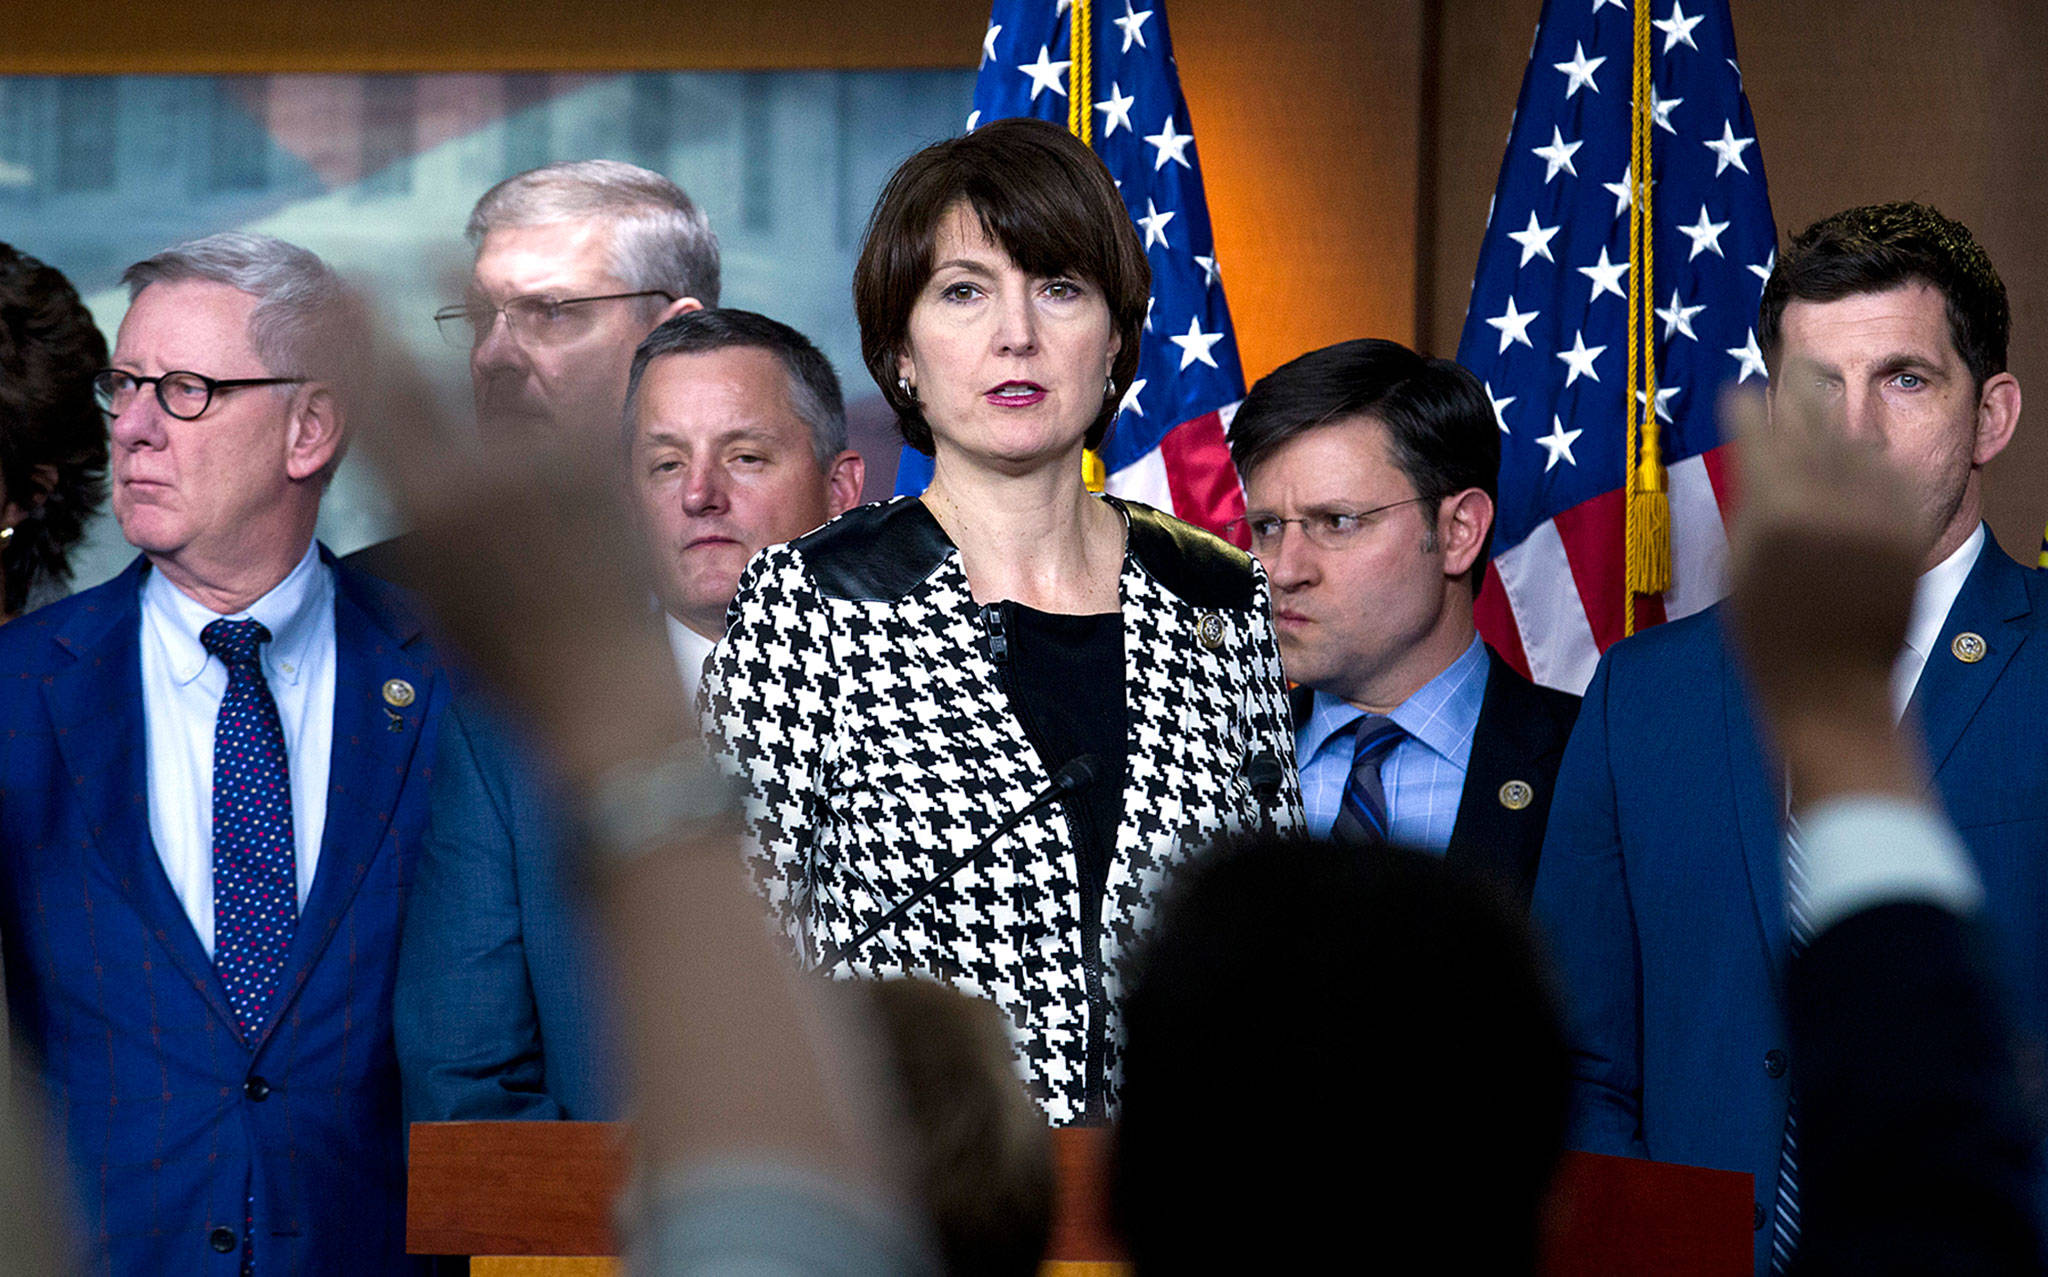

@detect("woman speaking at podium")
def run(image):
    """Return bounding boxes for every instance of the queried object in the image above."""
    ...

[703,117,1300,1124]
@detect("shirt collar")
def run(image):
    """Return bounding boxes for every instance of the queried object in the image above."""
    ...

[1904,523,1985,662]
[142,540,330,688]
[1299,633,1491,764]
[664,611,718,683]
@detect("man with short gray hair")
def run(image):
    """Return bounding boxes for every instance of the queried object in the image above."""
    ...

[440,158,719,440]
[0,231,450,1272]
[623,307,863,666]
[396,307,861,1126]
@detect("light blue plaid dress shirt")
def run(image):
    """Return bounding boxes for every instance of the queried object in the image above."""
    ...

[1297,635,1489,852]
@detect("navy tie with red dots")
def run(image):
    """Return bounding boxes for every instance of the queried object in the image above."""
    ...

[203,618,298,1039]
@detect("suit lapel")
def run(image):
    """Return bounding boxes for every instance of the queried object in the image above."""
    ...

[43,559,243,1035]
[1721,627,1790,967]
[257,559,433,1046]
[1447,654,1551,896]
[1909,535,2030,782]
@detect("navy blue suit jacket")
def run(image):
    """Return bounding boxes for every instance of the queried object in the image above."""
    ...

[1532,531,2048,1273]
[393,690,619,1123]
[0,551,449,1275]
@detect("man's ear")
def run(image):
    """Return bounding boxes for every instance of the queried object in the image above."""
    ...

[1973,371,2021,467]
[825,451,866,518]
[285,385,346,483]
[660,295,704,325]
[1438,487,1495,580]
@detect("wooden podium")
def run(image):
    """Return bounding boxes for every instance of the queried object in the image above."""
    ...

[408,1122,1751,1275]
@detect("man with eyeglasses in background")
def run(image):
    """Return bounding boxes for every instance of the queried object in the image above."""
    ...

[395,167,855,1129]
[445,158,716,440]
[1229,338,1579,904]
[0,231,450,1273]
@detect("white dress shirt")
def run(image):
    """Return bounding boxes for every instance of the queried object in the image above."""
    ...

[665,612,718,709]
[1795,795,1984,937]
[141,542,337,957]
[1891,523,1985,719]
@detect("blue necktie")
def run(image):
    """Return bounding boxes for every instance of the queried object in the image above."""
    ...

[203,618,298,1039]
[1330,715,1405,848]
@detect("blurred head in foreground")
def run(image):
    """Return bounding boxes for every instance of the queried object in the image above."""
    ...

[861,977,1053,1277]
[1114,836,1568,1273]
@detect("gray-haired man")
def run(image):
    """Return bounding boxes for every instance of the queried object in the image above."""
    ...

[624,308,864,679]
[0,231,451,1273]
[395,309,862,1124]
[439,159,720,441]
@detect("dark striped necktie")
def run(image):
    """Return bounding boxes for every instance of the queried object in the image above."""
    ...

[1330,714,1405,848]
[1772,814,1815,1275]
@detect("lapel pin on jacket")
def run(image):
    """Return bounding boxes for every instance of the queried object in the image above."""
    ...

[1499,779,1534,810]
[1195,612,1225,650]
[382,679,416,707]
[1951,632,1987,663]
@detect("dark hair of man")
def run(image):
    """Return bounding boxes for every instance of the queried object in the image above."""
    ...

[1113,835,1568,1274]
[0,243,110,616]
[1758,201,2009,390]
[623,307,848,466]
[1229,338,1501,581]
[852,117,1150,455]
[858,978,1054,1277]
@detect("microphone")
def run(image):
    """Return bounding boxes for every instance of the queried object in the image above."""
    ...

[1244,752,1285,838]
[817,754,1103,974]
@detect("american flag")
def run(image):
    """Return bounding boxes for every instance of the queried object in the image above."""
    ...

[1458,0,1776,693]
[893,0,1250,542]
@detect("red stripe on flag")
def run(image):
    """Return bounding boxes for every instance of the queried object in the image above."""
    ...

[1158,411,1249,546]
[1474,563,1533,681]
[1550,488,1674,654]
[1633,587,1669,632]
[1702,441,1737,515]
[1552,488,1627,653]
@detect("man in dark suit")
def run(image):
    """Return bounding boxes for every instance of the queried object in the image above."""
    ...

[0,232,448,1273]
[1532,201,2040,1274]
[395,308,862,1122]
[1230,338,1578,902]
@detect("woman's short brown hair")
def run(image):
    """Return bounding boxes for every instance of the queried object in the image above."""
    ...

[853,117,1151,456]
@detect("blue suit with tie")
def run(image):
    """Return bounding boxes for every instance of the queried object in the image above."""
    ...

[0,551,448,1275]
[1532,530,2048,1274]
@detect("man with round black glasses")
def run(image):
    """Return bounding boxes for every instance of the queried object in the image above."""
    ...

[0,230,451,1273]
[1230,338,1579,904]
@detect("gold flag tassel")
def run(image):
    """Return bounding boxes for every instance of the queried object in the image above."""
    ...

[1069,0,1109,493]
[1622,0,1670,630]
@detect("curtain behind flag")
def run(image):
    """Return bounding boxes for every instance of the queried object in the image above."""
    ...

[893,0,1250,543]
[1457,0,1775,693]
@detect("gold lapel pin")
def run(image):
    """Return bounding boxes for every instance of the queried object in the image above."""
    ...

[1195,612,1225,651]
[1951,632,1987,664]
[1499,779,1534,811]
[382,678,416,708]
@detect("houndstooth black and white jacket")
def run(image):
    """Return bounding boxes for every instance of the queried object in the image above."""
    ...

[702,494,1303,1123]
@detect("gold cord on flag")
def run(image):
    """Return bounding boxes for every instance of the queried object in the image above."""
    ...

[1623,0,1670,634]
[1068,0,1095,144]
[1069,0,1107,492]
